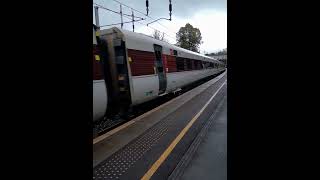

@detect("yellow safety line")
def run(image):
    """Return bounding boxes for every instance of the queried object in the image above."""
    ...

[141,80,227,180]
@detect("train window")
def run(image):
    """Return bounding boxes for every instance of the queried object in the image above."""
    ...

[158,66,163,72]
[196,60,203,70]
[176,57,185,71]
[192,60,196,70]
[194,60,198,70]
[186,59,193,70]
[195,60,199,70]
[173,50,177,56]
[155,51,161,58]
[203,62,210,69]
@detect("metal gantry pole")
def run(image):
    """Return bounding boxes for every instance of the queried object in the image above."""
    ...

[146,0,149,15]
[94,6,100,30]
[120,4,123,29]
[132,9,135,32]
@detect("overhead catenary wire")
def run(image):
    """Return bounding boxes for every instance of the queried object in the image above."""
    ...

[133,19,177,41]
[94,3,144,20]
[93,1,177,42]
[99,18,145,28]
[120,13,176,40]
[111,0,149,17]
[119,13,176,41]
[94,0,177,37]
[109,0,178,37]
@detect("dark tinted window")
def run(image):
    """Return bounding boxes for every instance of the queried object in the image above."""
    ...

[158,66,163,72]
[176,57,185,71]
[173,50,177,56]
[203,62,210,69]
[194,60,203,70]
[186,59,193,70]
[193,60,196,70]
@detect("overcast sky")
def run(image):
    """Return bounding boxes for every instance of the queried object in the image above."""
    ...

[93,0,227,53]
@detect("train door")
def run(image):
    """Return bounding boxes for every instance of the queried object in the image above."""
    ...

[153,44,167,95]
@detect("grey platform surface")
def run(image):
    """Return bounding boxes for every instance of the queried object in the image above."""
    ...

[181,96,227,180]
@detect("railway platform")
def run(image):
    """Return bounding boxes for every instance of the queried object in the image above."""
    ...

[170,95,227,180]
[93,71,227,180]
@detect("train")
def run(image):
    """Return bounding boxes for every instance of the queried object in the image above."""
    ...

[93,25,226,122]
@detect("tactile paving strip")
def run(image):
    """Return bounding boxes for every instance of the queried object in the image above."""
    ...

[93,116,177,180]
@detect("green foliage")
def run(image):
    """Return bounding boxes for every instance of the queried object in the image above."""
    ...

[176,23,203,52]
[207,48,227,56]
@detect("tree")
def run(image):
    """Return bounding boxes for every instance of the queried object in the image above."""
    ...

[176,23,203,53]
[216,48,227,55]
[152,30,168,42]
[206,48,227,56]
[222,48,227,54]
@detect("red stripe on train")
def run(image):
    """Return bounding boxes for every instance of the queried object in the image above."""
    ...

[93,45,104,80]
[128,49,177,76]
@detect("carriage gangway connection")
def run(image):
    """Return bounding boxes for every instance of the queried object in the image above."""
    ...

[93,71,227,180]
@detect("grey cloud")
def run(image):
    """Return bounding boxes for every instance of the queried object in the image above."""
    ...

[148,0,226,18]
[94,0,226,22]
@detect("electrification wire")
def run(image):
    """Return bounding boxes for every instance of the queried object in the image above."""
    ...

[94,2,177,42]
[133,19,177,41]
[99,18,145,27]
[120,14,176,41]
[110,0,178,37]
[94,2,144,20]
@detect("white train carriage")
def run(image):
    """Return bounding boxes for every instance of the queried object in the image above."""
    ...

[93,26,108,122]
[94,27,225,121]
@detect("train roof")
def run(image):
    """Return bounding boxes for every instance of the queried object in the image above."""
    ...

[99,27,222,64]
